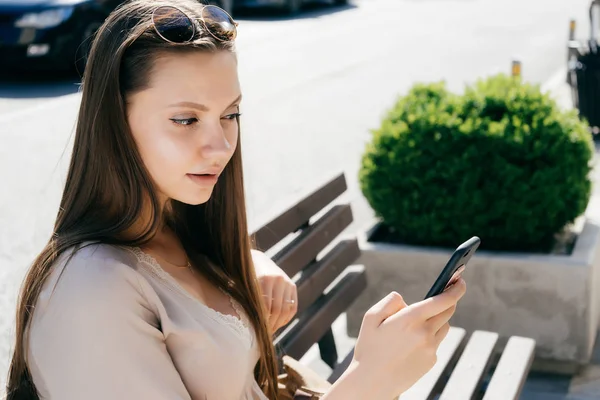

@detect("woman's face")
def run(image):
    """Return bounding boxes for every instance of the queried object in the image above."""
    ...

[127,50,241,205]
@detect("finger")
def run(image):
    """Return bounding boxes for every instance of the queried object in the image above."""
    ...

[364,291,408,327]
[273,283,295,331]
[292,284,298,313]
[281,283,298,326]
[260,280,275,316]
[270,279,286,330]
[434,323,451,347]
[286,284,299,326]
[425,304,456,333]
[411,279,466,321]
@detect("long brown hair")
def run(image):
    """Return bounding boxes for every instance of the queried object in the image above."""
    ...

[6,1,280,398]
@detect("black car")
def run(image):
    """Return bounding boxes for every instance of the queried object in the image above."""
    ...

[0,0,126,72]
[235,0,346,15]
[0,0,239,73]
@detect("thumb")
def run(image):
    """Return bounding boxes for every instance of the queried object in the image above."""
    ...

[365,291,408,327]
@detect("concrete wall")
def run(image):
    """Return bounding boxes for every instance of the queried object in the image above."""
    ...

[346,219,600,369]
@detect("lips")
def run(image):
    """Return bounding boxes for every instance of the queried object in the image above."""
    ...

[187,173,219,186]
[190,166,222,175]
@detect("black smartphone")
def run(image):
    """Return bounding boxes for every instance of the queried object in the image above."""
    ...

[424,236,481,299]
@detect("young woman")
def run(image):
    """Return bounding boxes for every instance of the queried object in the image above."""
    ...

[5,1,466,399]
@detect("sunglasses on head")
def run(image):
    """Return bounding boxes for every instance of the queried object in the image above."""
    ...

[151,4,238,43]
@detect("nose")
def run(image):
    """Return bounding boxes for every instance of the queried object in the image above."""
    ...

[197,120,233,158]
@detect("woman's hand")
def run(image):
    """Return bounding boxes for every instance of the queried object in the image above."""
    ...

[251,250,298,333]
[326,279,467,400]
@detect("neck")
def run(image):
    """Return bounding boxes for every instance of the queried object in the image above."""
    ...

[121,193,174,245]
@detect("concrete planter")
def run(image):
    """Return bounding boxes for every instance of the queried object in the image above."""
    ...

[346,218,600,372]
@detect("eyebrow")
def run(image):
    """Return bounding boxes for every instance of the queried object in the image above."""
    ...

[168,94,242,111]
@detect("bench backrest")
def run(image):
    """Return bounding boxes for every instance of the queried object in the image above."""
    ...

[250,172,367,370]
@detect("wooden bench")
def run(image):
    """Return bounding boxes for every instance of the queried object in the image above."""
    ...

[250,172,537,400]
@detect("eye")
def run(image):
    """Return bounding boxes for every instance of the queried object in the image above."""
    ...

[222,112,242,121]
[170,117,198,126]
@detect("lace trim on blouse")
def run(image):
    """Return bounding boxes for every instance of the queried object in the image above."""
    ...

[126,246,253,349]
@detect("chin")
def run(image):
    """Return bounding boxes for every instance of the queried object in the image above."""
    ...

[173,190,213,206]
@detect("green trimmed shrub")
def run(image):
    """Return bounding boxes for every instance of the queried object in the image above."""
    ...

[360,74,594,252]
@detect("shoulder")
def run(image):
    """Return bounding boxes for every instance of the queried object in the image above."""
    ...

[26,244,170,395]
[53,243,145,296]
[35,243,154,319]
[28,243,161,355]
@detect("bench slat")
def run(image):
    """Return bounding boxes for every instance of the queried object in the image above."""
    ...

[328,348,355,384]
[252,173,347,251]
[482,336,536,400]
[438,330,499,400]
[399,327,467,400]
[272,204,353,277]
[275,266,367,360]
[295,239,361,316]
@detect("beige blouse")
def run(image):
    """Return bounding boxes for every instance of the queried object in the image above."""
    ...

[26,242,269,400]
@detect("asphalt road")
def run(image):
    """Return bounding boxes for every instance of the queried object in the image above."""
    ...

[0,0,589,388]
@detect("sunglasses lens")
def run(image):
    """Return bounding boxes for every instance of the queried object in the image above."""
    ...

[153,6,194,43]
[202,5,237,41]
